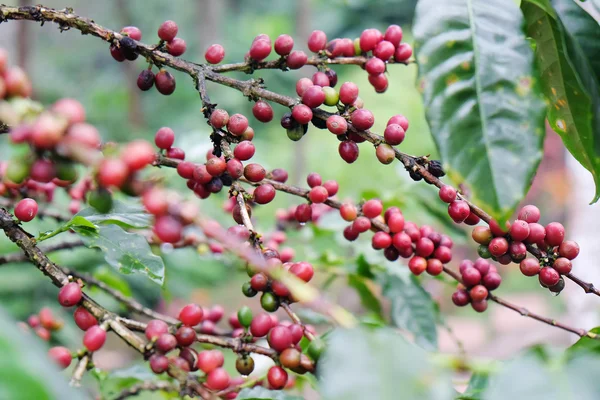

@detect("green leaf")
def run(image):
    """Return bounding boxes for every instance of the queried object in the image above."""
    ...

[92,266,133,297]
[237,387,303,400]
[92,364,174,399]
[383,274,438,350]
[76,200,151,229]
[566,327,600,358]
[77,225,165,285]
[0,307,86,399]
[522,0,600,203]
[37,216,97,241]
[413,0,547,221]
[456,373,489,399]
[318,327,453,400]
[347,274,383,318]
[356,254,376,279]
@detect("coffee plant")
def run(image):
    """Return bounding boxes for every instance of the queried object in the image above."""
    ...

[0,1,599,399]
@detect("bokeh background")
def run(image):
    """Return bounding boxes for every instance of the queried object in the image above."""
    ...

[1,0,598,397]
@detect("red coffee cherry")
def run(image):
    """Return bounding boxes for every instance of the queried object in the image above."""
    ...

[48,346,72,369]
[252,100,274,123]
[452,289,470,306]
[274,34,294,56]
[250,273,269,291]
[286,50,308,69]
[351,109,374,131]
[382,123,405,146]
[483,271,502,290]
[434,246,452,263]
[384,24,403,46]
[387,213,405,234]
[205,44,225,64]
[73,306,97,331]
[352,216,372,233]
[510,220,530,242]
[340,203,358,221]
[302,85,325,108]
[339,140,359,163]
[308,30,327,52]
[156,333,177,353]
[110,44,125,62]
[158,20,178,41]
[149,354,169,374]
[448,200,470,223]
[361,199,382,218]
[519,258,541,276]
[97,158,129,188]
[166,38,187,56]
[254,184,276,204]
[179,304,204,326]
[193,164,213,184]
[154,127,175,149]
[269,168,288,183]
[250,313,272,337]
[175,326,196,347]
[509,241,527,262]
[198,350,225,373]
[249,39,271,61]
[339,82,359,105]
[295,203,312,223]
[387,114,409,131]
[176,161,195,180]
[136,69,155,92]
[323,180,339,196]
[371,231,392,250]
[233,141,255,161]
[83,325,107,352]
[326,115,348,135]
[553,257,572,275]
[244,163,266,182]
[394,43,413,62]
[227,114,249,136]
[166,147,185,160]
[462,267,482,287]
[155,69,176,95]
[121,139,155,170]
[268,366,288,390]
[469,285,488,302]
[373,40,395,61]
[14,198,38,222]
[291,104,313,125]
[368,73,389,93]
[471,299,488,313]
[153,215,183,243]
[545,222,565,246]
[145,319,169,340]
[296,77,314,97]
[359,28,383,52]
[343,226,359,241]
[415,238,434,258]
[426,258,443,276]
[408,256,427,275]
[438,185,457,203]
[489,219,510,237]
[559,240,579,260]
[268,325,293,352]
[488,237,508,257]
[312,71,330,87]
[207,368,231,390]
[517,204,540,223]
[539,267,560,287]
[308,186,329,203]
[58,282,82,307]
[365,57,386,76]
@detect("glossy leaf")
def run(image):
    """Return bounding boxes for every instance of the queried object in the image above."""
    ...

[37,215,97,242]
[566,327,600,358]
[413,0,547,221]
[77,224,165,285]
[318,327,453,400]
[522,0,600,203]
[348,274,383,318]
[383,274,438,350]
[0,307,86,399]
[77,201,151,229]
[456,373,489,399]
[237,387,303,400]
[92,266,133,297]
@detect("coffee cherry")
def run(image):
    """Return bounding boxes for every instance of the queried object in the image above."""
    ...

[352,216,372,233]
[559,240,579,260]
[368,231,390,250]
[119,36,138,60]
[469,285,488,302]
[489,219,510,237]
[72,306,97,331]
[414,238,433,258]
[553,257,572,275]
[157,20,178,41]
[148,354,169,374]
[154,333,177,353]
[155,69,176,95]
[382,124,405,146]
[244,163,266,182]
[145,319,169,340]
[302,86,325,108]
[154,127,175,149]
[166,147,185,159]
[362,199,382,218]
[275,34,294,55]
[250,39,271,61]
[384,24,403,46]
[166,37,186,56]
[434,246,452,263]
[252,100,274,123]
[254,184,276,204]
[295,204,312,223]
[179,304,204,326]
[438,185,457,203]
[323,180,339,196]
[312,71,330,87]
[525,222,546,244]
[234,355,255,376]
[58,282,82,307]
[250,313,272,337]
[351,109,374,131]
[471,226,492,245]
[296,77,314,97]
[323,86,339,106]
[409,256,427,275]
[268,366,288,389]
[287,50,308,69]
[325,115,347,136]
[426,258,443,276]
[518,204,540,223]
[539,267,560,287]
[153,215,183,243]
[261,292,280,312]
[304,172,321,188]
[198,350,225,374]
[242,281,257,297]
[175,326,196,347]
[359,29,382,52]
[519,258,541,276]
[268,325,293,352]
[471,299,488,313]
[373,40,395,61]
[365,58,386,76]
[387,115,409,131]
[509,220,530,242]
[205,44,225,64]
[339,140,359,163]
[207,368,231,390]
[109,44,125,62]
[375,144,395,164]
[232,141,254,161]
[369,73,389,93]
[83,325,106,352]
[452,290,470,306]
[193,164,212,184]
[137,69,155,91]
[14,198,38,222]
[278,348,301,370]
[448,200,470,223]
[488,237,508,257]
[462,267,482,286]
[235,306,253,329]
[48,346,72,369]
[339,203,357,222]
[509,241,527,262]
[339,82,359,105]
[270,168,289,183]
[307,30,327,52]
[291,104,312,125]
[545,222,565,246]
[226,113,249,136]
[394,43,413,62]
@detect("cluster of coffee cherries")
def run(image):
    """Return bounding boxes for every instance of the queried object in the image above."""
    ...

[23,307,63,342]
[0,48,31,99]
[471,205,579,293]
[452,258,502,312]
[110,22,185,95]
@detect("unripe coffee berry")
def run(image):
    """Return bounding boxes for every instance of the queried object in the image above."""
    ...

[376,144,395,164]
[471,226,493,245]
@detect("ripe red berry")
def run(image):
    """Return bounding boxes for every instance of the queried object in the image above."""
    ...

[509,241,527,262]
[309,186,329,203]
[83,325,106,352]
[414,237,434,257]
[383,123,405,146]
[470,285,488,302]
[286,50,308,69]
[339,82,359,105]
[323,180,339,196]
[426,258,443,276]
[434,246,452,263]
[227,114,249,136]
[175,326,196,347]
[553,257,572,275]
[312,71,330,87]
[365,57,386,76]
[308,30,327,52]
[448,200,470,223]
[269,168,288,183]
[368,73,389,93]
[252,100,274,123]
[296,77,314,97]
[372,231,392,249]
[387,114,409,131]
[482,272,502,290]
[14,198,38,222]
[156,333,177,353]
[268,366,288,389]
[352,216,372,233]
[154,127,175,149]
[438,185,457,203]
[205,44,225,64]
[73,306,97,331]
[373,40,395,61]
[48,346,72,369]
[302,86,325,108]
[291,104,313,125]
[384,24,403,46]
[145,319,169,340]
[525,222,546,244]
[471,299,488,313]
[274,34,294,56]
[462,267,482,287]
[254,184,276,204]
[155,69,176,95]
[158,20,178,42]
[488,237,508,257]
[58,282,82,307]
[165,37,186,56]
[326,115,348,135]
[361,199,382,218]
[244,163,266,182]
[166,147,185,160]
[408,256,427,275]
[109,44,125,62]
[233,141,255,161]
[452,290,470,306]
[179,304,204,326]
[539,267,560,287]
[207,368,231,390]
[198,350,225,373]
[559,240,579,260]
[545,222,565,246]
[149,354,169,374]
[295,203,312,223]
[340,203,358,221]
[520,258,541,276]
[268,325,293,352]
[250,39,271,61]
[394,43,413,62]
[339,140,359,163]
[351,109,374,131]
[510,220,530,242]
[518,204,540,223]
[359,29,383,52]
[250,313,272,337]
[387,213,405,234]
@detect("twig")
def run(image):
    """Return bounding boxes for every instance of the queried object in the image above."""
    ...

[281,302,315,341]
[0,240,84,264]
[114,380,177,400]
[69,354,89,387]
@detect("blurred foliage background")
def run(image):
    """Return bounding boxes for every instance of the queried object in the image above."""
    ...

[0,0,579,390]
